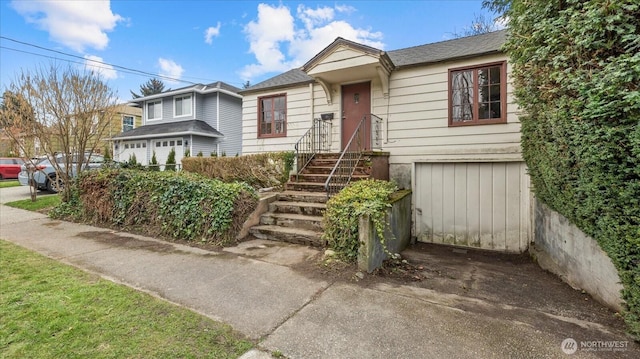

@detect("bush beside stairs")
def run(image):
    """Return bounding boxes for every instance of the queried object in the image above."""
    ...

[249,153,371,246]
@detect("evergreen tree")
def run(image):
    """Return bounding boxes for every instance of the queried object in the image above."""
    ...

[165,147,176,171]
[130,78,169,99]
[150,151,159,171]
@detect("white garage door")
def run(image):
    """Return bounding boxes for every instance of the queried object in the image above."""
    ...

[415,162,531,253]
[153,138,183,170]
[120,140,148,165]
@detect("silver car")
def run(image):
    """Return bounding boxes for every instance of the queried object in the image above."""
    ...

[18,153,109,193]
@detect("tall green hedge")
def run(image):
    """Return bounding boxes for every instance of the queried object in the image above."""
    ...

[52,169,258,245]
[486,0,640,339]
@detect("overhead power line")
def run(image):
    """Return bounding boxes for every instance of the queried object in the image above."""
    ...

[0,36,242,87]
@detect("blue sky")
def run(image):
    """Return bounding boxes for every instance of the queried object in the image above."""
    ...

[0,0,501,103]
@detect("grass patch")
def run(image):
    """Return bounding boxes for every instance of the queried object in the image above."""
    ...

[4,195,61,212]
[0,240,253,358]
[0,181,20,188]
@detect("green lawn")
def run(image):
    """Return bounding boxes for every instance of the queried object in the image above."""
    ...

[0,240,253,358]
[0,180,20,188]
[4,195,61,212]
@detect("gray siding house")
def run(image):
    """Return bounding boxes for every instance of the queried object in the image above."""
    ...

[112,81,242,167]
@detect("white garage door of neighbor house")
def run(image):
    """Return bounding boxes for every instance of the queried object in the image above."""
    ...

[121,141,148,165]
[153,138,183,168]
[415,162,531,253]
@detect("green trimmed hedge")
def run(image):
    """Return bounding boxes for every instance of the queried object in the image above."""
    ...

[487,0,640,339]
[182,152,295,190]
[51,169,258,245]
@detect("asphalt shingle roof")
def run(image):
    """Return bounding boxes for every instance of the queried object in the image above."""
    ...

[112,120,223,139]
[241,30,507,93]
[239,69,315,94]
[387,30,507,68]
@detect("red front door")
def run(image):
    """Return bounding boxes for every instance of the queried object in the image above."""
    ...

[341,82,371,150]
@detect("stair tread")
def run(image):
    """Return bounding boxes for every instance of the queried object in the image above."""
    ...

[280,190,327,197]
[251,225,321,235]
[273,200,326,208]
[263,212,323,221]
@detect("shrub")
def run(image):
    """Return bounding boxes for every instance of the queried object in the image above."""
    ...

[149,151,160,171]
[182,151,295,189]
[322,179,397,261]
[52,169,257,245]
[165,148,176,171]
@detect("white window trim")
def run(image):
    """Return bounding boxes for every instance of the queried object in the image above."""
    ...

[122,115,135,131]
[174,94,193,118]
[147,100,163,121]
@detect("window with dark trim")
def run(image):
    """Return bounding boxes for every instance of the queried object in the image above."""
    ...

[258,94,286,138]
[449,62,506,126]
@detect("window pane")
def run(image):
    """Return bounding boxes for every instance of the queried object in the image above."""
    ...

[489,66,501,84]
[451,70,473,122]
[170,141,175,146]
[162,141,168,146]
[156,142,161,147]
[177,140,182,145]
[176,99,183,115]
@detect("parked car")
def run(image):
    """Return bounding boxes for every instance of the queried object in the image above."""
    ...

[18,153,115,193]
[0,157,26,179]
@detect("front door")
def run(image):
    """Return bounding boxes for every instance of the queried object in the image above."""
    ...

[341,82,371,150]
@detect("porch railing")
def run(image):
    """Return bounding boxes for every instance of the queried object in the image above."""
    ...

[324,114,384,197]
[324,117,366,197]
[370,114,383,150]
[294,118,332,177]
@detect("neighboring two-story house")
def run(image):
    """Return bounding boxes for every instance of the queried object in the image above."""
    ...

[240,30,532,253]
[111,81,242,166]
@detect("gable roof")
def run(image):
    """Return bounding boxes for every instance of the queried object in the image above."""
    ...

[240,30,507,93]
[130,81,242,103]
[387,30,506,68]
[111,120,223,140]
[239,69,314,94]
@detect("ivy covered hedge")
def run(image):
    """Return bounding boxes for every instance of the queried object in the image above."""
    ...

[182,152,295,190]
[51,169,258,245]
[322,179,398,261]
[487,0,640,339]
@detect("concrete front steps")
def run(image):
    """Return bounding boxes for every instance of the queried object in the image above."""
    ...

[249,190,328,247]
[250,152,376,247]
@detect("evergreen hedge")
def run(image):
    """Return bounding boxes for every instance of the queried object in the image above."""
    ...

[487,0,639,339]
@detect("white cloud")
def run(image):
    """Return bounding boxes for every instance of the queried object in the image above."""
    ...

[84,55,117,80]
[204,22,221,44]
[494,16,509,30]
[158,58,184,83]
[11,0,123,52]
[241,3,384,81]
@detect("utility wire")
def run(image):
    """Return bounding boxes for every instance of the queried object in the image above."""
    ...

[0,36,243,86]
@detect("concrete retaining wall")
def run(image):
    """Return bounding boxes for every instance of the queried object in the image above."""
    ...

[533,199,624,312]
[358,190,412,273]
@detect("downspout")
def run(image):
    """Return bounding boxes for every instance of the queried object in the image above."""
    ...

[217,84,221,155]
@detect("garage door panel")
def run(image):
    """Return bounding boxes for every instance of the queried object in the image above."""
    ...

[453,163,467,246]
[416,162,530,253]
[466,163,481,247]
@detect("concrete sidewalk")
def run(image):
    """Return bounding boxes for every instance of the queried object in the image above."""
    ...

[1,186,638,358]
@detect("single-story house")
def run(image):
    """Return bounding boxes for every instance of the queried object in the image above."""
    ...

[240,30,531,253]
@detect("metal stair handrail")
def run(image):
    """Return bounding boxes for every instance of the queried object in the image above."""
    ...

[324,116,366,197]
[294,118,332,178]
